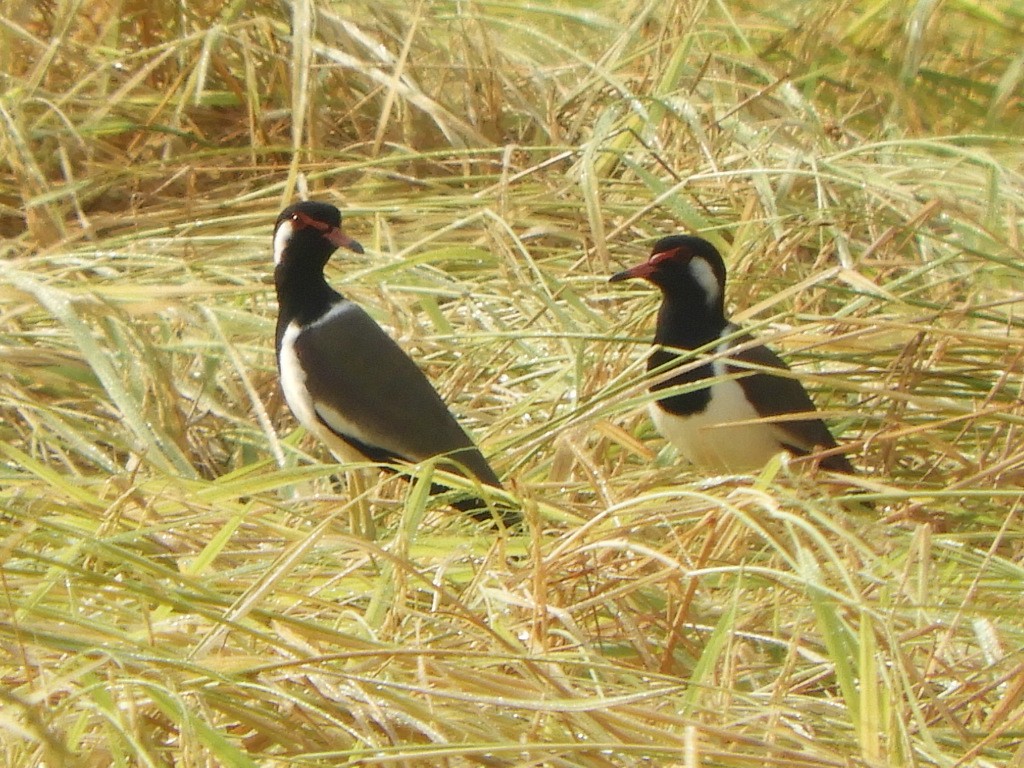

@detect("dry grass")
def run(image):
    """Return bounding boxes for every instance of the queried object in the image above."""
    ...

[2,0,1023,765]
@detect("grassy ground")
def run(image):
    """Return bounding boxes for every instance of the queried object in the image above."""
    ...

[2,0,1023,765]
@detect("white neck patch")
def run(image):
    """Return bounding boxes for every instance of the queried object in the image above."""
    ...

[273,220,295,265]
[689,258,720,306]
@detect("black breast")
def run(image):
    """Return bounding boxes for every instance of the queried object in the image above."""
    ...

[648,347,713,416]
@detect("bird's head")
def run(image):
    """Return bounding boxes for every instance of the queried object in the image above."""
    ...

[273,201,364,268]
[609,235,727,311]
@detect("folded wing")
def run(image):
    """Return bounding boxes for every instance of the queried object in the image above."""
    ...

[294,302,502,486]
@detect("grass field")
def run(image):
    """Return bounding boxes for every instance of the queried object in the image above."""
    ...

[2,0,1023,765]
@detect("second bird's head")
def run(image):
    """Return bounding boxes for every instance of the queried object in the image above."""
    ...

[273,201,364,270]
[610,235,727,311]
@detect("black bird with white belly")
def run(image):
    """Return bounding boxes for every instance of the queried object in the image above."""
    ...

[272,201,513,524]
[610,235,855,474]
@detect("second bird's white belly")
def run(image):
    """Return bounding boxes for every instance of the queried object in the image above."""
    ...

[649,375,783,473]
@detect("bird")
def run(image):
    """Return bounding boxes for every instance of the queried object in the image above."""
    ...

[609,234,855,474]
[272,200,515,525]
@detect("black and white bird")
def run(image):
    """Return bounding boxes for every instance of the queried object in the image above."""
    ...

[610,235,855,474]
[272,201,514,524]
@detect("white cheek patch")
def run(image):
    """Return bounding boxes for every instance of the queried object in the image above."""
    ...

[273,220,295,265]
[689,258,720,307]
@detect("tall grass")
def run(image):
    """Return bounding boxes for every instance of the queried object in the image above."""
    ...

[2,0,1022,765]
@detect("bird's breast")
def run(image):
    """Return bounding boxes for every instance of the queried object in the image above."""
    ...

[277,319,367,461]
[278,321,319,431]
[649,358,784,473]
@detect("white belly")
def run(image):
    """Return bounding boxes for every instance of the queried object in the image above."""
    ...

[649,376,783,473]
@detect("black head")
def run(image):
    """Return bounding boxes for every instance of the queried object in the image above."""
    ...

[609,235,727,314]
[273,201,364,269]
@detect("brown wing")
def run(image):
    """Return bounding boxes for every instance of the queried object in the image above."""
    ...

[727,331,854,473]
[295,302,502,486]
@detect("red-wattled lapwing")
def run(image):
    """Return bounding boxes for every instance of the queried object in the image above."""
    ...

[610,235,855,474]
[273,201,515,524]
